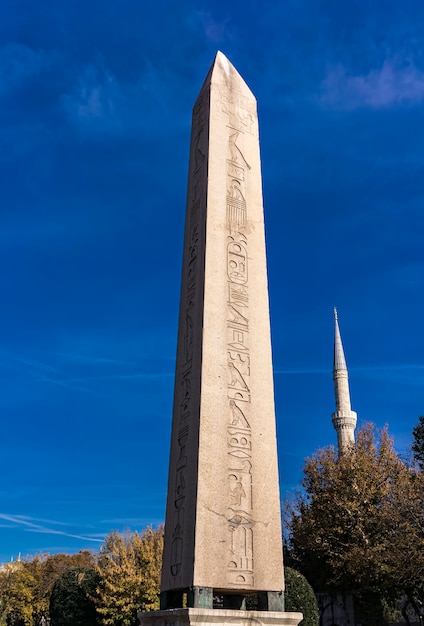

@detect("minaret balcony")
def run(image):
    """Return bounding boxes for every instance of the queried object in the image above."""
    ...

[332,410,357,419]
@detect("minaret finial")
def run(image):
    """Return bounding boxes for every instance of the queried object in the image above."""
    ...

[333,308,347,371]
[331,309,357,453]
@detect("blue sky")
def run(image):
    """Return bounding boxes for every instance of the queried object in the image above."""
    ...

[1,0,423,563]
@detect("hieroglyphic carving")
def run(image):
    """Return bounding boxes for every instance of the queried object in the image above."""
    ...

[168,88,209,585]
[223,112,255,588]
[190,92,209,217]
[226,133,250,233]
[218,89,256,135]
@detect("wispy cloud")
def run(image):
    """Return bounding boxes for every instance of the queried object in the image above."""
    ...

[351,363,424,387]
[99,517,162,526]
[0,348,173,397]
[16,357,61,376]
[62,63,122,132]
[275,363,424,380]
[61,372,174,382]
[38,374,97,395]
[52,352,136,367]
[0,350,101,396]
[61,57,178,137]
[320,59,424,109]
[10,354,98,396]
[0,514,103,543]
[195,11,231,43]
[0,43,43,95]
[351,364,424,372]
[274,367,328,375]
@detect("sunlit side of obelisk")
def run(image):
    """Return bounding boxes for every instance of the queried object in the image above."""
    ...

[139,51,302,626]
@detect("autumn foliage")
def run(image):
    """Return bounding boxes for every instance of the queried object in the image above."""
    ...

[96,526,164,626]
[0,527,163,626]
[288,423,424,624]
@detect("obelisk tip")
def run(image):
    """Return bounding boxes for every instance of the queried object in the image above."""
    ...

[208,50,256,101]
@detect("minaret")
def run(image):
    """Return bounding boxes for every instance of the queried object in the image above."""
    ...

[332,308,357,452]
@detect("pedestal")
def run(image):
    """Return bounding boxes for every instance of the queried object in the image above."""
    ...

[138,608,303,626]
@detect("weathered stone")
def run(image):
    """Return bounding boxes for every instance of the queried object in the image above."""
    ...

[138,608,303,626]
[140,51,302,626]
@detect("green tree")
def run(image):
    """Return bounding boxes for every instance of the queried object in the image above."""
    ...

[289,424,424,625]
[284,567,318,626]
[96,526,164,626]
[412,415,424,470]
[34,551,97,623]
[38,551,96,599]
[49,567,100,626]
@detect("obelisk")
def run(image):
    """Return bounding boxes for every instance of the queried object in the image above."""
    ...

[139,52,302,626]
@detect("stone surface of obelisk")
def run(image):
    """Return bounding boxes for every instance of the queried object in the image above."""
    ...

[140,52,302,626]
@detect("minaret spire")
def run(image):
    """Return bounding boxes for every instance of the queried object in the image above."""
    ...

[332,308,357,452]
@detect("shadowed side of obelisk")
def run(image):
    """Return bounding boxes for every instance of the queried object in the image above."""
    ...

[158,58,212,609]
[159,51,289,615]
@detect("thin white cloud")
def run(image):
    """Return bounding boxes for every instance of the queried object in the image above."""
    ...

[0,43,43,95]
[274,367,328,375]
[100,517,162,526]
[61,58,174,136]
[11,515,71,527]
[0,351,91,395]
[61,63,123,132]
[0,348,173,399]
[52,352,136,367]
[38,374,99,396]
[351,363,424,387]
[320,59,424,109]
[16,357,61,375]
[62,372,174,382]
[351,364,424,372]
[274,363,424,379]
[24,528,103,542]
[0,514,103,543]
[195,11,231,43]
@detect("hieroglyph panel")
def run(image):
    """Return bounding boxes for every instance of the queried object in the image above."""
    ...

[223,116,254,589]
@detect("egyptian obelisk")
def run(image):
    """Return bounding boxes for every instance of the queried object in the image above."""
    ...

[139,52,302,626]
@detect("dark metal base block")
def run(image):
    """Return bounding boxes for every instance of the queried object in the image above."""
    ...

[160,589,284,612]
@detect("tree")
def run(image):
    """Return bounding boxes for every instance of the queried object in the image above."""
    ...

[0,551,97,626]
[284,567,318,626]
[49,567,100,626]
[0,560,37,626]
[26,550,97,624]
[96,526,164,626]
[412,415,424,470]
[289,424,424,625]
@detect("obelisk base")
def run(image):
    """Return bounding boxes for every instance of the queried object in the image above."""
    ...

[138,608,303,626]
